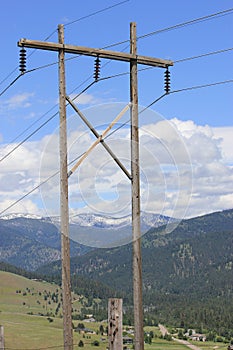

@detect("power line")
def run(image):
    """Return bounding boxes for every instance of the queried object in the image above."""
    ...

[1,7,232,213]
[37,1,130,43]
[106,78,233,136]
[101,7,233,49]
[17,0,131,70]
[19,45,233,80]
[2,4,232,89]
[5,79,92,145]
[0,74,22,97]
[99,46,233,81]
[65,0,129,27]
[1,6,231,97]
[141,79,233,111]
[0,68,19,87]
[1,77,232,216]
[0,47,124,159]
[0,0,130,89]
[9,104,59,144]
[0,81,96,163]
[174,47,233,63]
[171,78,233,94]
[0,111,59,163]
[1,53,232,164]
[1,42,232,164]
[0,150,86,216]
[137,7,233,40]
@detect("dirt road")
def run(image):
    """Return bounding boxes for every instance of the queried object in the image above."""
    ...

[158,324,203,350]
[174,338,203,350]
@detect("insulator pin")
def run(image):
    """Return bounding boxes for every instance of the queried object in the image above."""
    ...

[94,56,101,82]
[19,47,26,73]
[164,67,171,94]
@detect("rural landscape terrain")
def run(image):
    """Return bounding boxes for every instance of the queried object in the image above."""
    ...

[0,1,232,349]
[0,208,233,349]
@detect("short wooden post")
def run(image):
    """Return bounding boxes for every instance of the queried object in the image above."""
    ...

[108,298,123,350]
[0,325,4,350]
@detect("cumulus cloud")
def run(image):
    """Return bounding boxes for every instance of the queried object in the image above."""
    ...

[212,126,233,164]
[69,92,103,106]
[3,92,34,110]
[0,106,232,219]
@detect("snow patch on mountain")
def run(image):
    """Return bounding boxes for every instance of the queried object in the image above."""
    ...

[69,211,172,230]
[0,211,174,231]
[0,213,43,220]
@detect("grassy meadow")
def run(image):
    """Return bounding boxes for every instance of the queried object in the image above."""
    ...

[0,271,228,349]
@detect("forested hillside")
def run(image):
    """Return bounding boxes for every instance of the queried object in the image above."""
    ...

[37,209,233,334]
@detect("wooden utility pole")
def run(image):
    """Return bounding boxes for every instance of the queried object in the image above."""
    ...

[0,325,4,350]
[130,22,144,350]
[18,24,173,350]
[58,24,73,350]
[108,298,123,350]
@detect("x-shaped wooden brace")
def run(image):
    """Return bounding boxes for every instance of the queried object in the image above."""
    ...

[66,95,132,180]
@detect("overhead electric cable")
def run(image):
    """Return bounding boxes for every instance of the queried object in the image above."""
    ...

[0,0,129,88]
[1,77,232,216]
[2,6,230,97]
[1,39,232,162]
[0,74,22,97]
[0,150,86,216]
[21,45,233,80]
[106,78,233,136]
[2,5,231,90]
[0,111,59,163]
[171,79,233,94]
[35,0,130,42]
[174,47,233,63]
[101,7,233,49]
[0,81,96,163]
[138,7,233,40]
[64,0,129,27]
[9,105,59,144]
[0,51,119,157]
[97,46,233,81]
[140,79,233,112]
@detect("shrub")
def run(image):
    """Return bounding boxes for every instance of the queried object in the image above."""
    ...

[78,340,84,347]
[92,340,99,346]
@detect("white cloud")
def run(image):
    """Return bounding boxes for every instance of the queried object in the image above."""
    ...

[0,111,232,219]
[4,92,34,110]
[212,126,233,164]
[69,92,102,106]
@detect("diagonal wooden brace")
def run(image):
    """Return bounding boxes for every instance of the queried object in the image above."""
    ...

[67,104,130,177]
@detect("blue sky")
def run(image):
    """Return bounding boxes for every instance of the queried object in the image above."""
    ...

[0,0,232,221]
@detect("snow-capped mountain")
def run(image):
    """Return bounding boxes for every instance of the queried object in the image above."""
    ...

[0,213,43,220]
[69,211,172,231]
[67,212,174,248]
[1,211,173,232]
[0,211,174,253]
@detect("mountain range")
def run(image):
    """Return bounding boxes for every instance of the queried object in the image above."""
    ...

[1,208,233,331]
[38,208,233,297]
[0,211,170,269]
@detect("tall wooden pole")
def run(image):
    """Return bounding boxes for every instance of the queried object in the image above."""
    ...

[18,25,173,350]
[0,325,4,350]
[130,22,144,350]
[58,24,73,350]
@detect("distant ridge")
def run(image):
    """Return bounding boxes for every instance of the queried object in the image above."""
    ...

[0,211,172,269]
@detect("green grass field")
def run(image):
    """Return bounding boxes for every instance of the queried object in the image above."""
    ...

[0,271,228,349]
